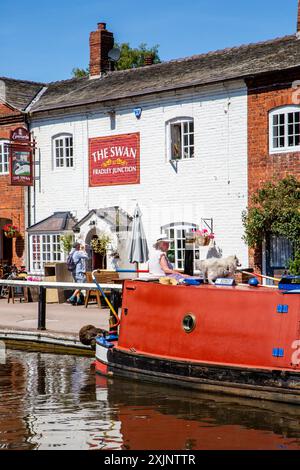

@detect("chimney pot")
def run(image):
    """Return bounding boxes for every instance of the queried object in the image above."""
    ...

[98,22,106,30]
[144,54,154,66]
[297,0,300,33]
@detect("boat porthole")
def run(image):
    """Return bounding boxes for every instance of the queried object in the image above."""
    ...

[182,314,196,333]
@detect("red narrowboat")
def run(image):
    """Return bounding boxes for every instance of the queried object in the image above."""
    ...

[95,278,300,404]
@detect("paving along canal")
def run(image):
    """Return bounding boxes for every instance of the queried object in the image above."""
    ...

[0,349,300,450]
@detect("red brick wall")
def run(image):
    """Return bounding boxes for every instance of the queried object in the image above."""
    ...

[247,72,300,271]
[0,103,17,117]
[0,104,26,267]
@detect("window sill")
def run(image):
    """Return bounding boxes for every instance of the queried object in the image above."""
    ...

[52,166,76,172]
[270,148,300,155]
[168,158,196,163]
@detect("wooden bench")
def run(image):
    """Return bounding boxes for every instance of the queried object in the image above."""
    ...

[84,271,120,308]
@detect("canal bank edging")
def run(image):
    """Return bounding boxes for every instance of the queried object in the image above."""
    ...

[0,329,94,356]
[0,278,121,332]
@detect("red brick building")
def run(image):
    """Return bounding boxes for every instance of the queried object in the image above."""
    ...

[0,78,43,266]
[247,63,300,277]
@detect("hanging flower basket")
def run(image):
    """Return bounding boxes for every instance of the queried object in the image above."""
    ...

[2,224,20,239]
[194,229,215,247]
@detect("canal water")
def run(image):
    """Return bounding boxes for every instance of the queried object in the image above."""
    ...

[1,349,300,450]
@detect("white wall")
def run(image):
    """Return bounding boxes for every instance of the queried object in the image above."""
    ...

[29,79,249,267]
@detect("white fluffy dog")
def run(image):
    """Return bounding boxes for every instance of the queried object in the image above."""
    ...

[196,255,241,284]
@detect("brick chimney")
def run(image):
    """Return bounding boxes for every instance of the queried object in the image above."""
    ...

[297,0,300,34]
[89,22,114,78]
[144,54,154,66]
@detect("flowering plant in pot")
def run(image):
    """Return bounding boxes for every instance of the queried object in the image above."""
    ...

[2,224,20,238]
[194,229,215,247]
[90,232,112,254]
[90,231,112,269]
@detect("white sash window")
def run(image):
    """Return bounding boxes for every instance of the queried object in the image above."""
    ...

[270,106,300,153]
[53,134,74,168]
[162,222,198,270]
[167,118,194,161]
[0,141,9,175]
[30,234,63,273]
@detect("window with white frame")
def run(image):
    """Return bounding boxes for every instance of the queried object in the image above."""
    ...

[30,234,63,272]
[0,140,9,174]
[162,223,198,270]
[53,134,73,168]
[269,106,300,153]
[167,118,194,161]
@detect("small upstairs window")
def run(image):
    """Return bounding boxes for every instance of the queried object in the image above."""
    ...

[0,140,9,175]
[53,134,74,168]
[167,118,194,161]
[270,106,300,153]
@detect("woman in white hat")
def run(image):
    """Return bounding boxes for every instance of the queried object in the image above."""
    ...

[148,235,191,281]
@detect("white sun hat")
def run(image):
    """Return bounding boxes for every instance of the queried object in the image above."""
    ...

[156,234,172,243]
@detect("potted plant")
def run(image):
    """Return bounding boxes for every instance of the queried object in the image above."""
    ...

[2,223,20,238]
[90,231,112,269]
[194,229,215,247]
[60,233,74,254]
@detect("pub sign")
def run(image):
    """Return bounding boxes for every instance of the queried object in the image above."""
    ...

[89,133,140,187]
[10,127,33,186]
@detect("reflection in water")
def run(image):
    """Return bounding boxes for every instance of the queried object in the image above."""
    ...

[0,350,300,450]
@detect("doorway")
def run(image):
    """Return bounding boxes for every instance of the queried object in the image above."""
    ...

[85,229,107,271]
[265,234,293,279]
[0,218,13,265]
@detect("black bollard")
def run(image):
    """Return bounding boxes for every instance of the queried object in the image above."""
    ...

[38,286,46,330]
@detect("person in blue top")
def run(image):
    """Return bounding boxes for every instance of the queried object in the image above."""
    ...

[67,242,89,306]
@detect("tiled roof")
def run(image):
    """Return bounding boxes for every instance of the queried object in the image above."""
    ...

[0,77,45,111]
[27,212,77,233]
[30,34,300,113]
[73,207,133,232]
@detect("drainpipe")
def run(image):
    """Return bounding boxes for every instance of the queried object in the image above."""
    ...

[24,115,32,271]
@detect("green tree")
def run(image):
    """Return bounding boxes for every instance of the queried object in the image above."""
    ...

[60,233,74,254]
[72,67,89,78]
[114,42,160,70]
[288,250,300,275]
[71,42,160,77]
[242,176,300,251]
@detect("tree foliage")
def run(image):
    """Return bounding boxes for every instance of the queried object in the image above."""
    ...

[72,67,89,78]
[114,42,160,70]
[288,250,300,275]
[242,176,300,250]
[60,233,74,253]
[72,42,161,77]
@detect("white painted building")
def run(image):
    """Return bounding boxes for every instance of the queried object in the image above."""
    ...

[26,22,273,274]
[27,78,248,273]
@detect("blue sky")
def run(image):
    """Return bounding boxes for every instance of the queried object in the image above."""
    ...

[0,0,298,83]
